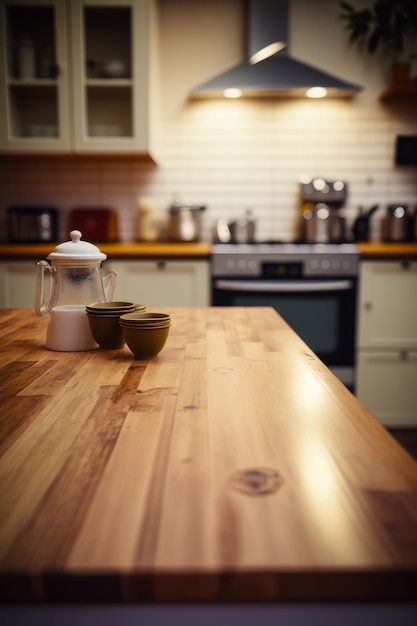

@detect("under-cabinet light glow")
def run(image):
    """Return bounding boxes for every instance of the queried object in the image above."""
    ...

[306,87,328,98]
[224,88,243,99]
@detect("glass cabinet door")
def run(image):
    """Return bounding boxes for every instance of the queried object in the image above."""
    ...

[70,0,150,153]
[0,0,71,151]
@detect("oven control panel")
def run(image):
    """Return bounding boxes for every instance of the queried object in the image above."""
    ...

[263,262,303,278]
[211,244,359,277]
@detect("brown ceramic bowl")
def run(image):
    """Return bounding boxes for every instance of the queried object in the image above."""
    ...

[86,311,125,349]
[119,320,171,329]
[121,324,170,359]
[86,301,136,314]
[120,312,170,324]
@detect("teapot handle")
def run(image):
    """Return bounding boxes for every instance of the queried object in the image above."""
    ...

[34,260,52,316]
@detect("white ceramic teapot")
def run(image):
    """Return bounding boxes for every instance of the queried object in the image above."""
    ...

[34,230,117,351]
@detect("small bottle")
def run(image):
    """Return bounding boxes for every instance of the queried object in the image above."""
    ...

[245,209,256,242]
[17,36,36,79]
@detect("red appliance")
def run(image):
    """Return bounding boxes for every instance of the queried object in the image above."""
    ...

[68,208,119,242]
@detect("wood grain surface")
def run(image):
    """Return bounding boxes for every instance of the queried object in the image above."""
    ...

[0,307,416,604]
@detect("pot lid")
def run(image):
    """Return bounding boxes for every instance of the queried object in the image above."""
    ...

[47,230,107,261]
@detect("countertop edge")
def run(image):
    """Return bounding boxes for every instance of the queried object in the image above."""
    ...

[358,242,417,258]
[1,242,417,260]
[1,566,416,604]
[0,242,212,259]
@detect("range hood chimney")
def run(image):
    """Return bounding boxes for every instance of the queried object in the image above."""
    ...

[191,0,362,99]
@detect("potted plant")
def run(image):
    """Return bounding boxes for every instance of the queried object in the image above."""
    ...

[339,0,417,84]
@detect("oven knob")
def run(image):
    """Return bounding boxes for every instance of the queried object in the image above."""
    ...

[333,260,340,270]
[342,260,351,271]
[248,260,257,271]
[226,259,235,270]
[238,259,247,270]
[320,259,330,270]
[310,260,319,270]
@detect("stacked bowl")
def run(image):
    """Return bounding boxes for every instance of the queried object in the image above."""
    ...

[119,312,171,359]
[86,302,146,349]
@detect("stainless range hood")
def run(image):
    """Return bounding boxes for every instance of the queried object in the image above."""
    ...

[191,0,362,99]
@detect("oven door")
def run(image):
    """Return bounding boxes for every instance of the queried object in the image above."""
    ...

[212,278,357,388]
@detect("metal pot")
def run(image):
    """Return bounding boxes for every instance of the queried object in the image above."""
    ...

[168,204,205,242]
[228,210,256,243]
[302,204,345,243]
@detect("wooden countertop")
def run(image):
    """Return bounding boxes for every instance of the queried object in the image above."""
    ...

[1,307,417,604]
[357,242,417,258]
[0,241,211,259]
[1,241,417,260]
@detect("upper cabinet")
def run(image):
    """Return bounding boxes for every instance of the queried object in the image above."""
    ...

[0,0,71,151]
[0,0,157,157]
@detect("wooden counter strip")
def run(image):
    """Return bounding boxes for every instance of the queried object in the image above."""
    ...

[0,307,416,604]
[358,242,417,258]
[0,242,211,259]
[2,241,417,259]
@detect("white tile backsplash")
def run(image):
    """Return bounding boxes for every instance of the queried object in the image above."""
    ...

[1,94,416,245]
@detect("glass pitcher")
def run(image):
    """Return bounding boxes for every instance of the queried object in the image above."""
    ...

[34,230,117,351]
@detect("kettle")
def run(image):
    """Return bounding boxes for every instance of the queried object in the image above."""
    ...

[34,230,117,351]
[351,204,379,242]
[382,204,409,242]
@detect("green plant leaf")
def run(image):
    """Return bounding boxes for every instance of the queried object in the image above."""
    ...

[338,0,417,55]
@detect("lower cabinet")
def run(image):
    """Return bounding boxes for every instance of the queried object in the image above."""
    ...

[356,260,417,426]
[104,259,210,307]
[0,261,37,307]
[0,259,210,308]
[356,351,417,426]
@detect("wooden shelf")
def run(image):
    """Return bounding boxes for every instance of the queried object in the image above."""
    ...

[380,83,417,101]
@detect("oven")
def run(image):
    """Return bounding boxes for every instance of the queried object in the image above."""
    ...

[211,243,360,391]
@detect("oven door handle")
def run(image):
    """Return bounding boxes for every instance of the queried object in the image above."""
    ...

[214,279,354,292]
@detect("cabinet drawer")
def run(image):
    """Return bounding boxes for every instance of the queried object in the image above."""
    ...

[358,261,417,349]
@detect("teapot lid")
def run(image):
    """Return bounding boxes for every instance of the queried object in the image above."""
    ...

[47,230,107,261]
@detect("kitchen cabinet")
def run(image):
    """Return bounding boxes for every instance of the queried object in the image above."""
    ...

[0,260,36,307]
[104,259,210,306]
[0,0,156,156]
[0,0,70,151]
[356,260,417,426]
[0,258,210,308]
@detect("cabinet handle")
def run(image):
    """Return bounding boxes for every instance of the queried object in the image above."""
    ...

[401,260,411,270]
[400,351,409,361]
[364,301,372,310]
[157,261,166,270]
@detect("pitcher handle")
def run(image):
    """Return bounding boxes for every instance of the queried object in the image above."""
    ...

[34,260,52,316]
[103,269,118,302]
